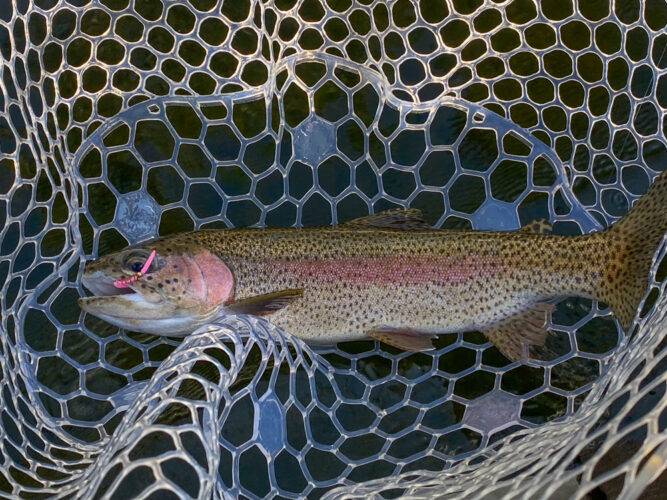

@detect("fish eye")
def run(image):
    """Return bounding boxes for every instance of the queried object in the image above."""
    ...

[123,250,157,274]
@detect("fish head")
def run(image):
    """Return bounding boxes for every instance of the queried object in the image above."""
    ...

[78,239,234,335]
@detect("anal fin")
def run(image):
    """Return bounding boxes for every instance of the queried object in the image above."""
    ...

[368,326,437,351]
[481,303,556,362]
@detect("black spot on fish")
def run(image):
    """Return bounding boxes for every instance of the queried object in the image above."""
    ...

[158,284,164,288]
[165,279,171,284]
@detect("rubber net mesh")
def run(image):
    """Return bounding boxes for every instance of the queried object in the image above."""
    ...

[0,0,666,498]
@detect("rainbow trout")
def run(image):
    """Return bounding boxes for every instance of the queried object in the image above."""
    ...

[79,171,667,360]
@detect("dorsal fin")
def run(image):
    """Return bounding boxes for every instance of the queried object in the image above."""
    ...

[340,208,432,230]
[519,219,552,234]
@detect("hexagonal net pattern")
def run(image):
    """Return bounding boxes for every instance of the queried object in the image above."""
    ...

[0,0,665,498]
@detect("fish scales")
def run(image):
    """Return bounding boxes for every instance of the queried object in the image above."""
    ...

[182,228,607,344]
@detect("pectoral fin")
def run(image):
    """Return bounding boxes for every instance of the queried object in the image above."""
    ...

[225,288,304,316]
[368,326,437,351]
[481,303,556,361]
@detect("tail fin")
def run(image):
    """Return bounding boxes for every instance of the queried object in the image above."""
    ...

[599,171,667,331]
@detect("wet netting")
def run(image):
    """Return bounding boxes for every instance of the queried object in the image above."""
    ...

[0,0,666,498]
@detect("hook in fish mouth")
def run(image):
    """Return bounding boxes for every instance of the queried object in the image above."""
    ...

[81,271,135,297]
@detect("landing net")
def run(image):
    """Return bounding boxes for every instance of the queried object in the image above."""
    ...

[0,0,665,498]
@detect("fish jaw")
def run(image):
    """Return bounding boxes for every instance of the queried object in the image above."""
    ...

[78,297,213,335]
[77,291,222,335]
[78,292,178,320]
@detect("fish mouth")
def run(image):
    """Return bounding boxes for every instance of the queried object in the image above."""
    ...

[78,271,210,336]
[80,271,135,298]
[78,271,173,321]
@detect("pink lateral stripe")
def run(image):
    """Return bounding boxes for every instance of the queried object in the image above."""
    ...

[276,256,501,285]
